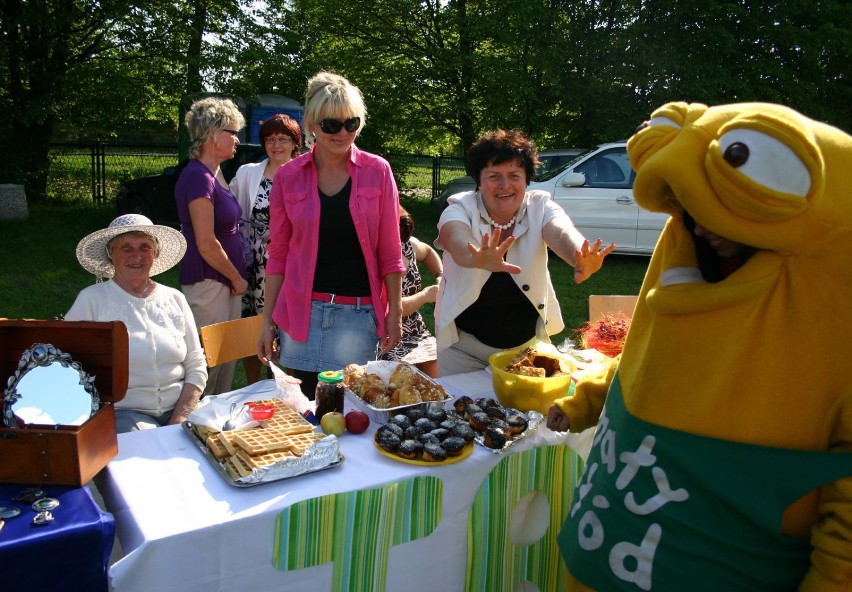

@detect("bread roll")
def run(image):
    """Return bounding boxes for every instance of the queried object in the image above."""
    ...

[421,384,447,402]
[389,364,417,389]
[359,374,385,396]
[396,385,422,406]
[363,386,392,408]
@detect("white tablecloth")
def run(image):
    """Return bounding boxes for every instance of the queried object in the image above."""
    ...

[102,373,593,592]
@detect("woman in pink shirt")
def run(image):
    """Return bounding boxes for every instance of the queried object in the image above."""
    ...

[258,71,404,398]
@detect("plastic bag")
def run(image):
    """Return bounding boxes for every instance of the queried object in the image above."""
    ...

[268,362,317,424]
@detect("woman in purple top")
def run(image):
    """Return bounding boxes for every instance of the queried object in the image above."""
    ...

[175,96,248,397]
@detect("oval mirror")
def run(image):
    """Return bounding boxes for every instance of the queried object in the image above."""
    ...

[3,343,100,428]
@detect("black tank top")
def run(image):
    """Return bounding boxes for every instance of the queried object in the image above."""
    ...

[313,179,371,296]
[455,271,539,348]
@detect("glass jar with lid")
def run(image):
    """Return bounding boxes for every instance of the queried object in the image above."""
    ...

[315,370,345,421]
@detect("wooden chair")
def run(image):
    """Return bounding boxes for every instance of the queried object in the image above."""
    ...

[588,295,638,321]
[199,315,264,370]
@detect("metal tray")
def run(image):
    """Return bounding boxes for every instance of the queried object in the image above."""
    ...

[181,421,344,488]
[344,361,454,425]
[447,409,545,454]
[345,389,454,425]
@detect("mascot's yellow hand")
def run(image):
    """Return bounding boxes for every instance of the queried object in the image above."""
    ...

[551,357,618,433]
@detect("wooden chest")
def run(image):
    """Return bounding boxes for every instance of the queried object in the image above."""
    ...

[0,319,128,486]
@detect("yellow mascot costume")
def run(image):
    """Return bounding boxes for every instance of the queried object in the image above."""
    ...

[554,102,852,591]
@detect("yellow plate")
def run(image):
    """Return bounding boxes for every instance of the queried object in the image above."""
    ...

[374,439,474,466]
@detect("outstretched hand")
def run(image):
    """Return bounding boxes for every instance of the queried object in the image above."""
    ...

[573,239,616,283]
[466,231,521,274]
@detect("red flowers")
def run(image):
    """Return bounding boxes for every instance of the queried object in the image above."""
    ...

[578,313,632,358]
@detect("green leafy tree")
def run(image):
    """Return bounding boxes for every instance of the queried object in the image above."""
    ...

[280,0,589,159]
[1,0,104,195]
[2,0,847,201]
[0,0,257,198]
[624,0,851,131]
[201,0,308,106]
[280,0,482,155]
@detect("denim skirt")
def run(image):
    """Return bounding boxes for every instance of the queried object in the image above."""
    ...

[279,300,380,372]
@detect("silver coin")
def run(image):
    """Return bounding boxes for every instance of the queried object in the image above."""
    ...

[0,507,21,519]
[31,497,60,512]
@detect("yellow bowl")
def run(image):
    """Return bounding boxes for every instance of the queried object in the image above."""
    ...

[488,348,575,415]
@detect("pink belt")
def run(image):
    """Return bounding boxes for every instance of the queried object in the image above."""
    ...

[311,292,372,306]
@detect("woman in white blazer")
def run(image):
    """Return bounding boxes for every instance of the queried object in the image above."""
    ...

[435,129,615,375]
[230,113,302,382]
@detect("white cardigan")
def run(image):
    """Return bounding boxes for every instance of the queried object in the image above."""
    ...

[434,190,566,351]
[65,280,208,415]
[230,160,269,220]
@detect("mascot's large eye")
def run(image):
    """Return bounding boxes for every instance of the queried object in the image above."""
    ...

[647,116,681,129]
[718,129,811,196]
[723,142,749,167]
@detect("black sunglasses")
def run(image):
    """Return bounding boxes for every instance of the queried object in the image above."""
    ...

[318,117,360,134]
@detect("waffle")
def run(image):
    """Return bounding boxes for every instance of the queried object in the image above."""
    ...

[250,398,282,406]
[246,398,314,434]
[217,431,240,456]
[233,428,292,455]
[194,423,219,441]
[283,431,326,455]
[260,413,314,435]
[205,434,231,459]
[223,454,254,479]
[236,448,297,470]
[251,398,291,412]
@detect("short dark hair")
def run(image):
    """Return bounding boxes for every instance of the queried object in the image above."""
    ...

[467,129,540,186]
[399,205,414,243]
[259,114,302,158]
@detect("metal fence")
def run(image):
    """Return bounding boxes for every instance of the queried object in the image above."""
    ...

[47,141,466,203]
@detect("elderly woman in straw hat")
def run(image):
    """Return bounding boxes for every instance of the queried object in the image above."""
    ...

[65,214,207,433]
[176,96,248,397]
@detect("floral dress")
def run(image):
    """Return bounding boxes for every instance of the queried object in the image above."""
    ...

[380,239,437,364]
[242,177,272,316]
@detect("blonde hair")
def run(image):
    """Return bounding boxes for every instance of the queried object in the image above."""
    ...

[184,97,246,159]
[303,71,366,147]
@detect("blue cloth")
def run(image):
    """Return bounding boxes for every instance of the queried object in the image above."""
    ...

[0,483,115,592]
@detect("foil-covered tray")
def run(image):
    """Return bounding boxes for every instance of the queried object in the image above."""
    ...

[181,421,344,488]
[447,409,545,454]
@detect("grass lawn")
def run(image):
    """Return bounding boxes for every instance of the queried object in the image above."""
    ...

[0,192,649,388]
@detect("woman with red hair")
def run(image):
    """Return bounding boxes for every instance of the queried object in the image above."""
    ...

[231,114,302,382]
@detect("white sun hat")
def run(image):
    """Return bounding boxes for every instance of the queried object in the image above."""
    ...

[75,214,187,279]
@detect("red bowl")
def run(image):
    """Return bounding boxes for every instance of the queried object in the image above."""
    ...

[247,404,276,420]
